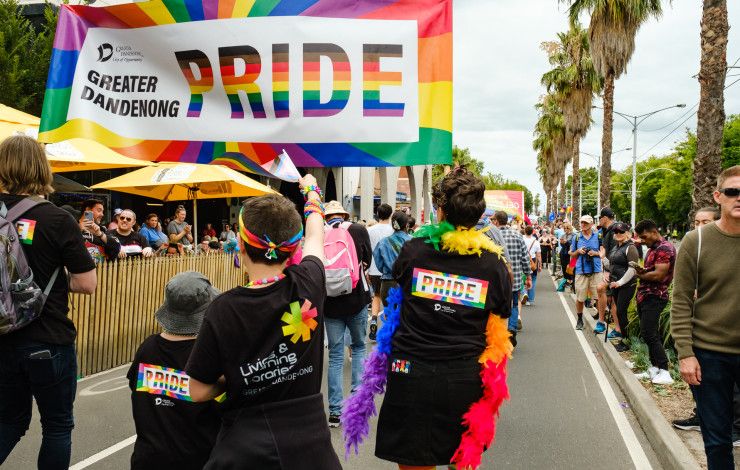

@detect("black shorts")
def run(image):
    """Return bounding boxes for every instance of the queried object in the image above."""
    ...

[370,275,382,297]
[375,356,483,466]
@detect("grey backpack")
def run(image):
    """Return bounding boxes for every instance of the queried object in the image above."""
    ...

[0,198,60,335]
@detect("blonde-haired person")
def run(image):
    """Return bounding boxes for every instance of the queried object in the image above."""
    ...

[0,135,97,468]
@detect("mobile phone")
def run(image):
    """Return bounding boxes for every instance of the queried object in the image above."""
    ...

[28,349,52,360]
[84,211,94,221]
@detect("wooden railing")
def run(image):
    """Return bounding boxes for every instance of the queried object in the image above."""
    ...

[69,253,245,377]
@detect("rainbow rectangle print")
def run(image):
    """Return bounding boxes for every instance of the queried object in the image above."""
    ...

[412,268,489,309]
[38,0,452,168]
[136,363,193,402]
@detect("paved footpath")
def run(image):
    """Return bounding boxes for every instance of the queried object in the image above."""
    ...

[5,270,664,469]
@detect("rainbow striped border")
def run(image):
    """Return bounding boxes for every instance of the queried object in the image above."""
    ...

[135,362,193,402]
[39,0,452,168]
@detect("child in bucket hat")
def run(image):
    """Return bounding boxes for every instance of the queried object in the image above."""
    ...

[126,271,221,470]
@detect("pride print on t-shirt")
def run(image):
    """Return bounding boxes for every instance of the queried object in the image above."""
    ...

[411,268,488,309]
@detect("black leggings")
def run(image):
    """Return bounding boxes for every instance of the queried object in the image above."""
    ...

[541,246,552,265]
[612,283,636,334]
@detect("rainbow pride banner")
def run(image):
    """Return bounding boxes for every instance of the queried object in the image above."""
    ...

[484,190,525,220]
[39,0,452,168]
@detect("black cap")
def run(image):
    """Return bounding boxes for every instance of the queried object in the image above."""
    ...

[600,208,615,219]
[612,222,630,233]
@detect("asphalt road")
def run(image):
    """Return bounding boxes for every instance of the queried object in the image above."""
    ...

[3,269,664,469]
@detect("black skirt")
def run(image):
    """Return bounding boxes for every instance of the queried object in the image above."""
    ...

[205,393,341,470]
[375,356,483,466]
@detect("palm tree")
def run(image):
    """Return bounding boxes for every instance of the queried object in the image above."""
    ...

[693,0,728,212]
[534,94,570,214]
[541,23,602,218]
[564,0,666,210]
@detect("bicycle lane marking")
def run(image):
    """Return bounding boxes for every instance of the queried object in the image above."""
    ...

[69,436,137,470]
[550,273,652,470]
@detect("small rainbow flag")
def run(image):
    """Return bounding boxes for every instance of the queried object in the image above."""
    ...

[212,148,299,182]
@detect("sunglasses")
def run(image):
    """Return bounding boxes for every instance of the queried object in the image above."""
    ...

[613,230,626,234]
[119,216,133,222]
[718,187,740,197]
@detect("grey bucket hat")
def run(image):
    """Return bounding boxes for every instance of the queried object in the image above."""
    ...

[155,271,219,335]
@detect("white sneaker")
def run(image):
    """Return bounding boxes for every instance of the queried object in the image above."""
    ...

[625,360,635,369]
[635,367,659,380]
[525,301,532,306]
[651,369,674,385]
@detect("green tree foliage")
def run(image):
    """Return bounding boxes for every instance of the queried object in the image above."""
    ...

[0,0,56,115]
[722,114,740,169]
[432,146,484,182]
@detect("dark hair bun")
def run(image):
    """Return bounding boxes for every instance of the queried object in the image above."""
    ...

[432,167,486,228]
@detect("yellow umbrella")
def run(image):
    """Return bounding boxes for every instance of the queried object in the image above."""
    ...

[0,105,153,173]
[91,163,276,246]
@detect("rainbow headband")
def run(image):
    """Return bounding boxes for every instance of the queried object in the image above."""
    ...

[238,209,302,260]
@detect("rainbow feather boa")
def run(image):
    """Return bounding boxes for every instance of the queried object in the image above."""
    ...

[342,224,512,469]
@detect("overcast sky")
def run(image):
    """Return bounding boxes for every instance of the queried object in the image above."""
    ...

[453,0,740,211]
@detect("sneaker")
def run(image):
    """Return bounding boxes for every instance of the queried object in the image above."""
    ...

[575,317,584,330]
[635,367,659,380]
[508,330,517,348]
[520,293,529,304]
[328,414,341,428]
[524,301,532,306]
[517,318,523,331]
[368,319,378,341]
[591,312,599,320]
[672,414,701,432]
[614,342,630,353]
[651,369,674,385]
[607,330,622,340]
[625,360,636,369]
[593,322,606,334]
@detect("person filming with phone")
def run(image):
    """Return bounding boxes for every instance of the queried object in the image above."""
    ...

[79,198,121,264]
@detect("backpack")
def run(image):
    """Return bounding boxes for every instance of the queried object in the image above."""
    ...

[323,221,360,297]
[0,197,60,335]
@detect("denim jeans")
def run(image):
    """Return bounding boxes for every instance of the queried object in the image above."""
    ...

[325,306,368,416]
[0,342,77,470]
[692,347,740,470]
[527,272,537,303]
[507,290,520,332]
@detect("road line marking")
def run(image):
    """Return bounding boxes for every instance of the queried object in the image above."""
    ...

[69,435,136,470]
[77,363,131,383]
[551,275,652,470]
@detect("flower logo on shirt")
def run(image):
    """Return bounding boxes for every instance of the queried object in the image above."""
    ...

[281,300,318,343]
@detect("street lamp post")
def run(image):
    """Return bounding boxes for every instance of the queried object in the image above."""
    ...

[593,104,686,227]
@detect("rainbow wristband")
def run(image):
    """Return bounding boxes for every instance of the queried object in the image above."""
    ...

[304,199,325,219]
[300,185,323,201]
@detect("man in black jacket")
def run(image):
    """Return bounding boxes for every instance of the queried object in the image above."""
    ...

[322,201,371,428]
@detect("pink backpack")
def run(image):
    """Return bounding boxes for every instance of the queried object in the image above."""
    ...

[323,222,360,297]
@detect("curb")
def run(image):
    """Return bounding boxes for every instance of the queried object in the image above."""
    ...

[578,304,699,470]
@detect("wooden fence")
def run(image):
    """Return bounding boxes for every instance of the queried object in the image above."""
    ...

[69,253,245,377]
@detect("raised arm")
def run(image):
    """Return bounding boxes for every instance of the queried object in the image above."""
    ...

[298,174,325,263]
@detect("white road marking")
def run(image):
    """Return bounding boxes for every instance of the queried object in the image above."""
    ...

[79,376,129,396]
[77,363,131,383]
[69,435,136,470]
[551,276,652,470]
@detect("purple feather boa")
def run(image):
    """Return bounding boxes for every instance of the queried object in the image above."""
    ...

[342,286,403,457]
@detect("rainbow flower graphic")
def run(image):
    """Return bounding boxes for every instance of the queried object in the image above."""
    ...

[281,300,318,343]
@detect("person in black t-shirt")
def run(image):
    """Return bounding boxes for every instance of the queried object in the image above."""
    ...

[368,167,512,469]
[186,175,341,470]
[110,209,153,259]
[127,271,221,470]
[79,198,121,264]
[596,207,617,326]
[0,135,97,469]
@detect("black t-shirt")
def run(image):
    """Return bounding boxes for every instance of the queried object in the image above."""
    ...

[324,222,372,318]
[391,238,512,361]
[186,256,326,411]
[601,223,617,257]
[110,230,149,257]
[127,334,221,470]
[0,195,95,346]
[82,226,121,263]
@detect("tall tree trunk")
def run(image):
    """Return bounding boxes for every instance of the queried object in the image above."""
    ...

[559,174,566,207]
[600,72,614,210]
[694,0,728,213]
[546,192,552,217]
[572,136,581,220]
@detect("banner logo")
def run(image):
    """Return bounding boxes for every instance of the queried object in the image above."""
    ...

[97,43,113,62]
[136,363,193,402]
[412,268,488,309]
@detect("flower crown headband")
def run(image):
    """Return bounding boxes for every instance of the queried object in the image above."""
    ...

[238,207,303,260]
